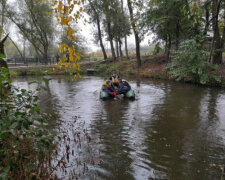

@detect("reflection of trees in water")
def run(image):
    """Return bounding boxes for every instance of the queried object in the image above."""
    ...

[39,77,104,179]
[89,100,135,180]
[91,79,169,179]
[206,88,219,121]
[39,76,75,114]
[144,83,223,180]
[123,81,168,179]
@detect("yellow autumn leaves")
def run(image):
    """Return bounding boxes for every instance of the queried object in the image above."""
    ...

[50,0,85,79]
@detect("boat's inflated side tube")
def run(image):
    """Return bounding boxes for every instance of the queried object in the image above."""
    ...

[100,90,135,100]
[100,91,110,100]
[125,90,135,100]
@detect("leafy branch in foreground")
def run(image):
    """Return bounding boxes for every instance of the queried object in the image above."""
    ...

[0,67,98,179]
[0,67,57,179]
[50,0,85,79]
[167,36,221,85]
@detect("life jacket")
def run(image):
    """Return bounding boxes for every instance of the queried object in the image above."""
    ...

[120,79,128,88]
[111,76,119,84]
[119,79,129,88]
[102,80,111,90]
[111,76,120,89]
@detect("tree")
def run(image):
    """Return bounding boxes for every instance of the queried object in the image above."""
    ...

[145,0,196,60]
[100,0,118,61]
[0,34,8,68]
[60,29,86,56]
[6,0,54,63]
[111,0,131,58]
[168,35,220,85]
[127,0,141,67]
[90,0,131,60]
[0,0,7,40]
[50,0,85,77]
[203,0,211,36]
[86,0,107,60]
[210,0,223,64]
[121,0,129,58]
[6,36,23,58]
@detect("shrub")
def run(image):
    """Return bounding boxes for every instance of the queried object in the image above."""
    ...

[96,64,108,73]
[168,36,221,85]
[0,67,56,179]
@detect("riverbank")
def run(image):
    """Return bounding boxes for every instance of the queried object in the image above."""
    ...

[92,54,225,87]
[93,54,168,79]
[9,54,225,87]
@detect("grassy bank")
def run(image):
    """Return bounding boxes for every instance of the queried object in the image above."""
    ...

[94,54,169,80]
[91,54,225,87]
[9,54,225,87]
[9,66,67,77]
[9,61,99,77]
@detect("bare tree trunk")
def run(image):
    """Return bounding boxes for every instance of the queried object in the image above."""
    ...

[166,34,171,61]
[127,0,141,67]
[97,18,107,60]
[23,39,26,59]
[119,38,123,57]
[220,10,225,63]
[0,0,6,40]
[204,1,210,35]
[0,34,8,68]
[125,36,129,58]
[211,0,222,64]
[107,22,116,61]
[175,21,180,50]
[121,0,129,59]
[88,0,107,60]
[116,40,119,58]
[8,36,23,58]
[44,45,48,64]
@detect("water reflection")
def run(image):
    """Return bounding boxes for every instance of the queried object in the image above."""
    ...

[13,76,225,180]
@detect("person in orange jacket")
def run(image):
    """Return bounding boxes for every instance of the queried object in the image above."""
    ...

[102,80,117,97]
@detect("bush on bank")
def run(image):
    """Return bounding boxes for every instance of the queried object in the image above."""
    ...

[168,36,221,85]
[0,67,57,179]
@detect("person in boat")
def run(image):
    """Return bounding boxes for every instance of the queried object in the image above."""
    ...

[109,72,120,88]
[117,77,131,94]
[102,80,117,97]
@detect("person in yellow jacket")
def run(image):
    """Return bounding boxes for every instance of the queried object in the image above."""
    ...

[102,80,117,96]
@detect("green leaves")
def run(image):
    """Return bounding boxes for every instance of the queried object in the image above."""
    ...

[43,76,51,83]
[28,81,37,85]
[0,53,6,59]
[10,122,19,129]
[168,36,221,85]
[0,69,55,178]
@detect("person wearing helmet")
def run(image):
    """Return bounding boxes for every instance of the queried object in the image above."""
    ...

[117,77,131,94]
[102,80,117,96]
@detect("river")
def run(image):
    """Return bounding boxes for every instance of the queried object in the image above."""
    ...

[13,75,225,180]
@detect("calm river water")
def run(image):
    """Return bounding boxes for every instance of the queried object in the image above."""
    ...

[13,75,225,180]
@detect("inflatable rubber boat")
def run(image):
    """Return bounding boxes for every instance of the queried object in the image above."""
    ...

[100,90,135,100]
